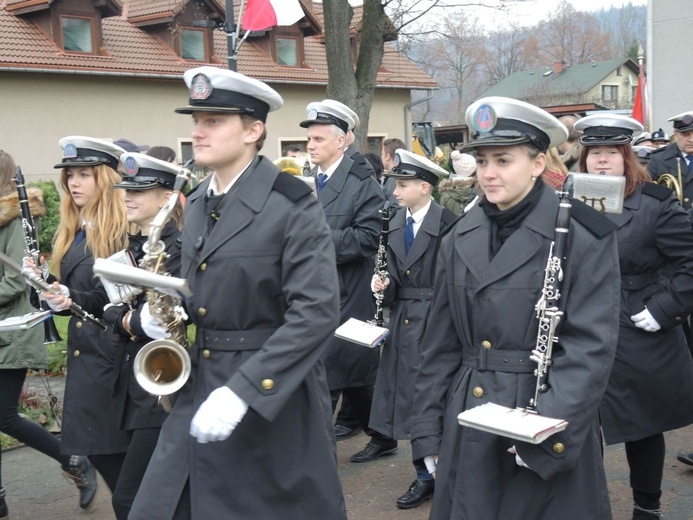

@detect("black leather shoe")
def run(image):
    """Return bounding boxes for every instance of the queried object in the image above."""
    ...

[0,486,9,520]
[334,424,362,441]
[350,440,398,463]
[62,455,97,509]
[632,505,662,519]
[676,451,693,466]
[396,479,435,509]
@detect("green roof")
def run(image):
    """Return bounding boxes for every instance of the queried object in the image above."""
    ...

[481,58,637,100]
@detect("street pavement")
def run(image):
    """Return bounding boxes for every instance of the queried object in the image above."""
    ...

[2,376,692,519]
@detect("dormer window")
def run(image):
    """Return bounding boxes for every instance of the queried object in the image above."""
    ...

[181,28,208,62]
[276,36,299,67]
[61,15,94,54]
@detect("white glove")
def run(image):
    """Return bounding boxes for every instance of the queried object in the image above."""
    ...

[630,307,661,332]
[423,455,438,477]
[174,305,189,321]
[43,284,71,311]
[139,302,169,340]
[190,386,248,443]
[370,274,389,294]
[508,445,530,469]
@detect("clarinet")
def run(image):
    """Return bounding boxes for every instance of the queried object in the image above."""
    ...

[372,201,391,326]
[13,167,63,343]
[528,174,574,410]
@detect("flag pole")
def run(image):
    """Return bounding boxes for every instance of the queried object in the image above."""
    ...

[225,0,238,71]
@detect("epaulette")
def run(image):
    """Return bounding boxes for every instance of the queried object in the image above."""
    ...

[441,207,458,228]
[649,146,667,156]
[641,181,672,200]
[441,211,466,237]
[349,162,372,181]
[272,171,313,202]
[570,199,618,238]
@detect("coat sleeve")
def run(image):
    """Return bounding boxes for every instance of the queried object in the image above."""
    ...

[69,277,110,318]
[646,152,668,179]
[409,232,464,460]
[516,226,620,480]
[331,176,384,264]
[641,196,693,328]
[226,195,340,422]
[0,219,31,307]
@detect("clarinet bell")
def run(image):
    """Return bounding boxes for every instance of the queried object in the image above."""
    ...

[43,316,63,344]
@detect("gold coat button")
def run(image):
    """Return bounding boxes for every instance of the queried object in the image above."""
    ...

[75,321,82,329]
[73,350,80,357]
[481,340,492,349]
[198,307,207,317]
[200,262,207,271]
[472,386,484,398]
[403,319,410,325]
[553,442,565,453]
[202,349,211,359]
[262,379,275,390]
[685,198,690,203]
[405,270,411,276]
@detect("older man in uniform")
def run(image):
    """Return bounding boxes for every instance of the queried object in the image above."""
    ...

[300,100,398,462]
[647,111,693,209]
[129,66,346,520]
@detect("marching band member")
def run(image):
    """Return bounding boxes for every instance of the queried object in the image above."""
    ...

[369,149,456,509]
[410,97,620,519]
[101,153,183,519]
[0,150,96,515]
[576,114,693,520]
[40,137,131,494]
[129,66,346,519]
[299,99,394,463]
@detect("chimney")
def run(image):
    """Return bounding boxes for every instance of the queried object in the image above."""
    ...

[553,61,566,74]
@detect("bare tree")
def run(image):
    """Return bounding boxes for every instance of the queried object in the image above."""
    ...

[484,23,534,85]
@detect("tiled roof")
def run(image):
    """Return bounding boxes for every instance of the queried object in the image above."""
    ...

[0,1,436,89]
[126,0,224,20]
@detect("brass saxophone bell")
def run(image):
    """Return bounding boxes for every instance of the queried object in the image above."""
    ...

[133,339,191,412]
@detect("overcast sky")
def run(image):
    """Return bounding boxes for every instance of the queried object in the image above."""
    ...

[478,0,647,29]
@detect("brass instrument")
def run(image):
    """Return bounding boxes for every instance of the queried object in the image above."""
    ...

[132,161,193,412]
[655,157,683,202]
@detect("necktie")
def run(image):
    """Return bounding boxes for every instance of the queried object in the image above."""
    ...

[74,228,86,246]
[404,216,415,254]
[317,172,328,195]
[687,155,693,174]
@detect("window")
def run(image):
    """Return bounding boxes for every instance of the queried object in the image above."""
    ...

[367,136,384,155]
[181,29,207,62]
[602,85,618,103]
[62,16,94,53]
[276,37,298,66]
[632,86,638,101]
[616,66,622,77]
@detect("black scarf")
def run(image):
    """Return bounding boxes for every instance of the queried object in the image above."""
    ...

[479,179,544,258]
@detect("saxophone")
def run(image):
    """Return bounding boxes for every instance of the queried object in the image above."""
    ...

[132,161,193,412]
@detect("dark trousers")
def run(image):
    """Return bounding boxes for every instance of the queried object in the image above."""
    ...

[89,452,126,493]
[625,433,665,509]
[335,396,360,429]
[0,369,70,488]
[330,387,395,446]
[112,427,161,520]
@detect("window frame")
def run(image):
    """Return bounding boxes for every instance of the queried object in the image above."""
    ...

[275,35,301,67]
[60,14,96,55]
[601,85,619,103]
[180,27,210,63]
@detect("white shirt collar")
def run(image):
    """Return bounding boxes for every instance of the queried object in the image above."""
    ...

[208,159,254,195]
[318,154,344,180]
[406,199,432,224]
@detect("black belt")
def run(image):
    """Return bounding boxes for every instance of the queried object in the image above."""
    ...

[196,328,276,351]
[395,288,433,300]
[621,272,659,291]
[462,347,535,373]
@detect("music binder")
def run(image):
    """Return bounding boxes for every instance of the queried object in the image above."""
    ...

[334,318,389,348]
[0,310,52,332]
[457,402,568,445]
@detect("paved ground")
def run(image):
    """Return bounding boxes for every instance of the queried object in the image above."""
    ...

[2,376,692,519]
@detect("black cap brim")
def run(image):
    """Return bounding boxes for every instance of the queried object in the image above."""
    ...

[460,135,533,153]
[175,105,248,115]
[54,158,111,169]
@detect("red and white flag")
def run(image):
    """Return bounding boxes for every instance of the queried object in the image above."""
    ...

[631,62,650,131]
[242,0,304,31]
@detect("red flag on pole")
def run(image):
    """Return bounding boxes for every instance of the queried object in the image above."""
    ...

[242,0,304,31]
[631,62,650,130]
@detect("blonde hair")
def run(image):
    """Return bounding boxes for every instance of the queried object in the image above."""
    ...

[52,163,129,278]
[546,147,568,175]
[0,150,17,197]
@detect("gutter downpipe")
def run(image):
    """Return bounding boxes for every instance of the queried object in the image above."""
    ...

[404,89,435,151]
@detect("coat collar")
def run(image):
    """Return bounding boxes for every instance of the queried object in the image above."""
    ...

[605,186,639,229]
[318,154,354,207]
[454,186,557,292]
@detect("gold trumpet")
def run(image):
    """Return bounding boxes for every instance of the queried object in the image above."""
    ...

[656,157,683,202]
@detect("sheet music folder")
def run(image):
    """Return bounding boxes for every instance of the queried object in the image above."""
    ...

[457,402,568,444]
[0,310,52,331]
[334,318,389,348]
